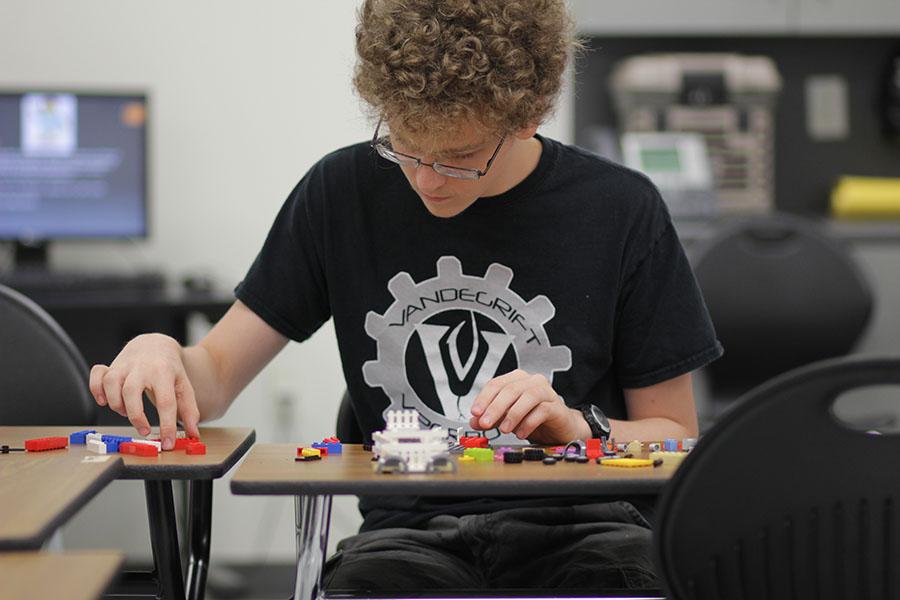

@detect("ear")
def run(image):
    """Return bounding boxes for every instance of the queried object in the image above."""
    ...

[513,123,539,140]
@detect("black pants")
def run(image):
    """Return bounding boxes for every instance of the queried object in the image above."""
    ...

[323,501,658,592]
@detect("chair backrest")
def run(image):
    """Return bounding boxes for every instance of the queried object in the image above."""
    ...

[654,355,900,600]
[692,213,873,398]
[0,283,96,424]
[336,389,366,444]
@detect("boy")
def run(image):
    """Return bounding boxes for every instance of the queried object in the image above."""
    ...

[90,0,721,591]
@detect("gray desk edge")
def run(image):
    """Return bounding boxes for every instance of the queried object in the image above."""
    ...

[118,429,256,481]
[0,456,124,551]
[230,476,667,497]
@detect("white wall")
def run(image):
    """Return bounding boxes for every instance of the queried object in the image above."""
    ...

[0,0,574,565]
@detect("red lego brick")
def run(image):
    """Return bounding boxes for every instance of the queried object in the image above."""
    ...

[586,438,602,459]
[119,442,159,457]
[24,437,68,452]
[459,436,489,448]
[186,441,206,455]
[311,442,329,456]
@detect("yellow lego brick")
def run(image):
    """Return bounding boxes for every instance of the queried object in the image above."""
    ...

[458,455,475,462]
[649,451,686,467]
[598,458,654,468]
[301,448,321,458]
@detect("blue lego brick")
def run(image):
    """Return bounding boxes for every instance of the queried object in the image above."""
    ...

[69,429,98,445]
[663,438,679,452]
[101,435,132,443]
[99,435,132,453]
[310,441,343,455]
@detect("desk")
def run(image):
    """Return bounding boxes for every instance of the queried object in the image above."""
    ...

[0,551,124,600]
[0,426,255,600]
[231,445,677,600]
[0,445,122,550]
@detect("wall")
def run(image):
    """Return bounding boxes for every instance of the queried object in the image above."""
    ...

[0,0,574,568]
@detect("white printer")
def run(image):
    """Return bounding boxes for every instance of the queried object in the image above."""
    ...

[610,53,782,217]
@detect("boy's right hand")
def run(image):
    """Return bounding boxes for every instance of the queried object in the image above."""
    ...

[89,333,201,450]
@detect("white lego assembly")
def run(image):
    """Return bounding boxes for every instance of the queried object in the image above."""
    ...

[371,410,454,474]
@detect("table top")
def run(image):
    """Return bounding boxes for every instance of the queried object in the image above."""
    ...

[0,551,123,600]
[0,426,255,481]
[0,446,122,550]
[231,444,676,497]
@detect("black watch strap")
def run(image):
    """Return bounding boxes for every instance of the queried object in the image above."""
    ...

[580,404,611,439]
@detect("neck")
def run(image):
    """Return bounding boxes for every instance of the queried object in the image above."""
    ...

[484,135,542,197]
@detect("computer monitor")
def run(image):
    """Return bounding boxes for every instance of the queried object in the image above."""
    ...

[0,90,148,269]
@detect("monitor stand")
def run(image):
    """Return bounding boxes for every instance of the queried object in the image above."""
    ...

[12,241,50,272]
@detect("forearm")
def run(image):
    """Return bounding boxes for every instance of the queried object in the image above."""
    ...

[180,344,231,422]
[608,416,698,442]
[180,301,290,423]
[565,408,697,443]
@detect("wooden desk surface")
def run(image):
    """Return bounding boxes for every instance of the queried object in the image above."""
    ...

[231,444,675,497]
[0,426,255,481]
[0,446,122,550]
[0,551,123,600]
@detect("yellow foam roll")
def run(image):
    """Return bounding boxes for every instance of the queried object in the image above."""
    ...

[831,176,900,219]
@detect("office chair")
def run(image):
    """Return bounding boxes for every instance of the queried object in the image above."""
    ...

[336,389,366,444]
[692,213,873,422]
[653,354,900,600]
[0,283,96,424]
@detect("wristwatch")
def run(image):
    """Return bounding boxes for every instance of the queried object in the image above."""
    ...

[580,404,611,439]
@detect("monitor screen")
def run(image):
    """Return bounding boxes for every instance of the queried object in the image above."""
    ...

[0,90,148,241]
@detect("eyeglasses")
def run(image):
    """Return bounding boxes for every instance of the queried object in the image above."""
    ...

[370,118,505,180]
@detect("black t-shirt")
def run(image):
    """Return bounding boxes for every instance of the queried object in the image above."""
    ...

[235,134,723,530]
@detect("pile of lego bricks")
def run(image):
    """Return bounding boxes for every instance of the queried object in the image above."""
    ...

[3,430,206,458]
[453,435,698,468]
[295,437,343,462]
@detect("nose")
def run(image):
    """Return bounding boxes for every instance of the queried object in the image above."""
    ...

[415,162,447,192]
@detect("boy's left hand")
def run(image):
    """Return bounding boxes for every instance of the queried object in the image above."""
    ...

[468,369,587,444]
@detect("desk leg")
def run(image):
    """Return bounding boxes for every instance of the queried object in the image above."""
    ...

[145,480,186,600]
[184,480,213,600]
[293,495,333,600]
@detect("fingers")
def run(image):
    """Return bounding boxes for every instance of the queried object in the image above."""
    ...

[100,368,128,418]
[175,374,201,440]
[512,402,552,439]
[121,374,152,436]
[475,372,551,433]
[89,365,109,406]
[478,376,538,431]
[91,357,199,446]
[470,369,530,419]
[154,383,179,451]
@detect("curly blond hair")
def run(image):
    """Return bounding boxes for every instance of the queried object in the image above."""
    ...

[354,0,577,137]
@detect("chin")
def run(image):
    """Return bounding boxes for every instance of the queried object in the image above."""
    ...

[423,203,467,218]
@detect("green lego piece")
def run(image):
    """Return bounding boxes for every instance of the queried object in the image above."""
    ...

[464,447,494,462]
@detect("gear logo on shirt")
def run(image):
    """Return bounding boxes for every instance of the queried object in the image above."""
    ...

[363,256,571,444]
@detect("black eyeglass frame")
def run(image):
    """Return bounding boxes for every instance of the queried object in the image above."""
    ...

[370,118,505,180]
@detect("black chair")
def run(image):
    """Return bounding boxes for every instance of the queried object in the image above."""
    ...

[654,354,900,600]
[692,214,873,421]
[0,283,95,424]
[336,389,366,444]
